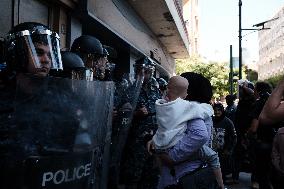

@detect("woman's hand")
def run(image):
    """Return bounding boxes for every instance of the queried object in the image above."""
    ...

[135,105,149,118]
[147,140,174,168]
[156,153,175,168]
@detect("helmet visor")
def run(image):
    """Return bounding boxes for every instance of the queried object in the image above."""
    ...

[71,69,93,81]
[21,29,63,72]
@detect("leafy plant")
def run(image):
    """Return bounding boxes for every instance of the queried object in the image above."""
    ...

[176,56,230,98]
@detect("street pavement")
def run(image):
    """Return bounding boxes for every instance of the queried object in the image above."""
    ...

[226,172,252,189]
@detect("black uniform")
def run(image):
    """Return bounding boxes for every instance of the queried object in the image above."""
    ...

[119,77,161,189]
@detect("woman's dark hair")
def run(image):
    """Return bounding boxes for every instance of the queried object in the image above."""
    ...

[180,72,213,103]
[255,81,272,99]
[255,81,272,94]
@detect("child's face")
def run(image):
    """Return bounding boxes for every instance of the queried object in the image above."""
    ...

[166,80,174,97]
[165,76,189,100]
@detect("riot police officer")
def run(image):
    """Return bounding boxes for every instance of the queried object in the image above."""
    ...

[1,23,115,189]
[60,51,85,77]
[0,22,63,189]
[108,55,148,189]
[103,47,117,81]
[71,35,107,80]
[157,77,168,97]
[0,21,62,124]
[120,57,161,189]
[0,21,62,109]
[4,22,62,77]
[58,51,94,80]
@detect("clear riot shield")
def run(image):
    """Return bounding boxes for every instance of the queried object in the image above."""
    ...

[3,75,114,189]
[108,71,144,186]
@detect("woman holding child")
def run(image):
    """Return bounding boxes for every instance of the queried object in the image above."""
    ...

[148,72,222,189]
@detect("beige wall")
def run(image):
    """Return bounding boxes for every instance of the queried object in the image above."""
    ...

[258,6,284,80]
[87,0,175,75]
[183,0,199,55]
[165,0,190,56]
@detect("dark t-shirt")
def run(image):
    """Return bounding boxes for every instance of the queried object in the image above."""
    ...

[250,98,277,143]
[225,104,237,122]
[234,96,255,137]
[213,116,237,154]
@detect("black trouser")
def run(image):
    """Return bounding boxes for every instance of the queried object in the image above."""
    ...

[232,135,252,180]
[178,167,218,189]
[254,141,273,189]
[248,136,258,183]
[270,166,284,189]
[232,141,244,180]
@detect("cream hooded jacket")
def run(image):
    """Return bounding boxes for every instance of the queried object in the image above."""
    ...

[153,98,214,149]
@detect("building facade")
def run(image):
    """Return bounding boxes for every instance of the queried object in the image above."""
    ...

[258,6,284,80]
[183,0,199,55]
[0,0,191,78]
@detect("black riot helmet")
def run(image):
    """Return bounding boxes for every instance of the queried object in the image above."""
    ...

[134,57,155,73]
[71,35,104,64]
[4,22,62,76]
[71,35,107,80]
[60,51,93,80]
[62,51,85,69]
[134,57,155,82]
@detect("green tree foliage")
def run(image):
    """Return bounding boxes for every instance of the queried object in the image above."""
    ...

[264,74,284,88]
[175,55,200,75]
[176,56,230,98]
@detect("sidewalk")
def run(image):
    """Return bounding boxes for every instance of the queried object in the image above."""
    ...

[227,172,251,189]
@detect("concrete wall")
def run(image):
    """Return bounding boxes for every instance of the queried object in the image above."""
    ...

[70,17,82,48]
[258,6,284,80]
[165,0,190,55]
[0,1,13,37]
[87,0,175,75]
[0,0,76,50]
[0,0,49,37]
[18,0,49,26]
[183,0,199,55]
